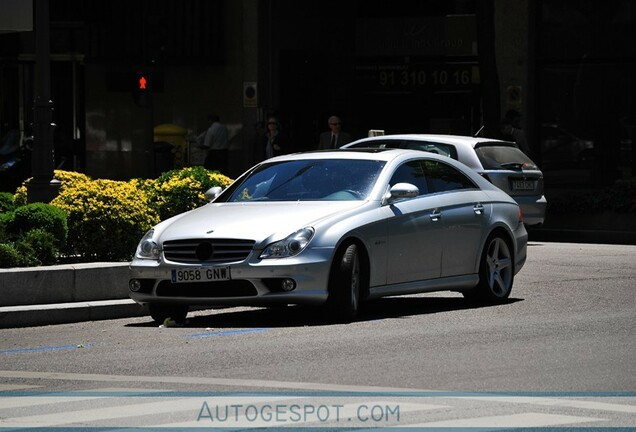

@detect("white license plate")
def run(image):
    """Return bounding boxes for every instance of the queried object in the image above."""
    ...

[512,180,534,191]
[171,267,231,283]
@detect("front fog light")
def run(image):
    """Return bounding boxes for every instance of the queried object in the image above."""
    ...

[281,278,296,292]
[129,279,141,292]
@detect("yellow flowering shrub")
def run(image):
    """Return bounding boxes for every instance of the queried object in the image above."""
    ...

[13,170,92,207]
[148,166,233,220]
[52,178,159,261]
[10,167,232,262]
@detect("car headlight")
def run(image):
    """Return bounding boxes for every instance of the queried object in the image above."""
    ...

[260,227,315,259]
[135,229,160,260]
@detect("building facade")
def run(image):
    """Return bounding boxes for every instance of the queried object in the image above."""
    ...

[1,0,634,192]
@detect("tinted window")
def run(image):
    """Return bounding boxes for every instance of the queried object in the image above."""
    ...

[474,145,538,170]
[423,160,477,192]
[402,141,458,160]
[351,139,459,160]
[390,159,477,196]
[390,161,429,195]
[348,140,400,149]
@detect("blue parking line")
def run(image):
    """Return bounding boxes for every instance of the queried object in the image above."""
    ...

[0,344,92,355]
[185,328,269,339]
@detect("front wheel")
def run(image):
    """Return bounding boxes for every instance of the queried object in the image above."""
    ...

[463,234,514,303]
[148,303,189,325]
[327,244,361,322]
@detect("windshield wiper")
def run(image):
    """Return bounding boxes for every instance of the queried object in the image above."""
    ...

[500,162,524,170]
[265,164,315,197]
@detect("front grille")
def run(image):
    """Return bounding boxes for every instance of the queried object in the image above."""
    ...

[156,280,257,298]
[163,238,255,263]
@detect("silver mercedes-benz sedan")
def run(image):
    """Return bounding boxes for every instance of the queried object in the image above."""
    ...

[129,148,527,324]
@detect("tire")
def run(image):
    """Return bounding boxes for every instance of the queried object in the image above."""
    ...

[463,234,514,303]
[327,244,361,322]
[148,303,189,325]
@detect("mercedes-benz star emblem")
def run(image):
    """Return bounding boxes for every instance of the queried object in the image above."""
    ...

[195,241,214,261]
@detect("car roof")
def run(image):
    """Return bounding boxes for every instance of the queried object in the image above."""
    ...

[267,147,442,163]
[347,134,514,149]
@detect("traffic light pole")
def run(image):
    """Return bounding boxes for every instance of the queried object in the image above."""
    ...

[27,0,60,203]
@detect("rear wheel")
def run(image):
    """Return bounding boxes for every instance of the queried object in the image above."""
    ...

[464,234,514,303]
[327,244,361,322]
[148,303,189,325]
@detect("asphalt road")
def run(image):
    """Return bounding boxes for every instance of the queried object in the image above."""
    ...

[1,241,635,429]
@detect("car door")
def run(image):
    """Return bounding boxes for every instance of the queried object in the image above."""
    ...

[386,160,444,284]
[422,160,492,277]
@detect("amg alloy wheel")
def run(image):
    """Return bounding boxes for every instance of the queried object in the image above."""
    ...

[464,234,514,303]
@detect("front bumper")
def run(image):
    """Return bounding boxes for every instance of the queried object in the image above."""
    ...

[129,247,333,307]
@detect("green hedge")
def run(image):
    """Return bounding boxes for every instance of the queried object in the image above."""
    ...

[0,203,67,267]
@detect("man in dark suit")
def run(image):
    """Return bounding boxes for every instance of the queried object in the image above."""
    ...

[318,115,352,149]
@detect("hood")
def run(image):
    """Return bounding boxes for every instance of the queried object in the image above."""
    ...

[157,201,365,244]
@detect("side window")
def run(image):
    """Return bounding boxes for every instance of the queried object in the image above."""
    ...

[423,160,477,193]
[403,141,459,160]
[349,140,398,149]
[389,161,429,195]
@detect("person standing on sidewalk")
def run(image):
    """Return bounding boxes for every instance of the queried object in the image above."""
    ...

[317,115,352,149]
[199,114,229,173]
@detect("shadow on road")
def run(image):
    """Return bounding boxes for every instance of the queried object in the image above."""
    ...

[126,296,523,329]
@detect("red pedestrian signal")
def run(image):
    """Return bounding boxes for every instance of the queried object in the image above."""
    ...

[132,70,151,107]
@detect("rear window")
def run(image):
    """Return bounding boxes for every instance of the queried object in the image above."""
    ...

[474,145,538,170]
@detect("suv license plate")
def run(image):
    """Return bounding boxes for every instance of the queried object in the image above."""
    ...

[512,180,534,191]
[171,267,231,283]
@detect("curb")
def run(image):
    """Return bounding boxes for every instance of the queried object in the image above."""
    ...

[0,262,147,329]
[0,299,148,329]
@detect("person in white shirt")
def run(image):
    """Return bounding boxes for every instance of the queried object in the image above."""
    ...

[199,114,229,172]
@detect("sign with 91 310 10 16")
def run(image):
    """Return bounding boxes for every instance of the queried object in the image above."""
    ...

[171,267,231,283]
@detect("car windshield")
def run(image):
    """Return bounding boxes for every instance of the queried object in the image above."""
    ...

[474,145,539,170]
[223,159,386,202]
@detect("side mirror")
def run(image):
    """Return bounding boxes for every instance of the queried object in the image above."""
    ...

[205,186,223,201]
[383,183,419,205]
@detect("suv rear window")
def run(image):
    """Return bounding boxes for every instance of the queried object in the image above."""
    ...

[474,145,538,170]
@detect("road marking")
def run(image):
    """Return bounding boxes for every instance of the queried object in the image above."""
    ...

[185,328,269,338]
[0,384,40,392]
[454,395,636,413]
[0,344,92,355]
[0,387,165,410]
[405,412,604,427]
[0,370,428,393]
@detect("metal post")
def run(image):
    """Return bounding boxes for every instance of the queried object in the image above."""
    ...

[27,0,60,203]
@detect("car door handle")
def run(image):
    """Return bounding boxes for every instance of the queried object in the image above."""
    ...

[430,210,441,222]
[473,203,485,215]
